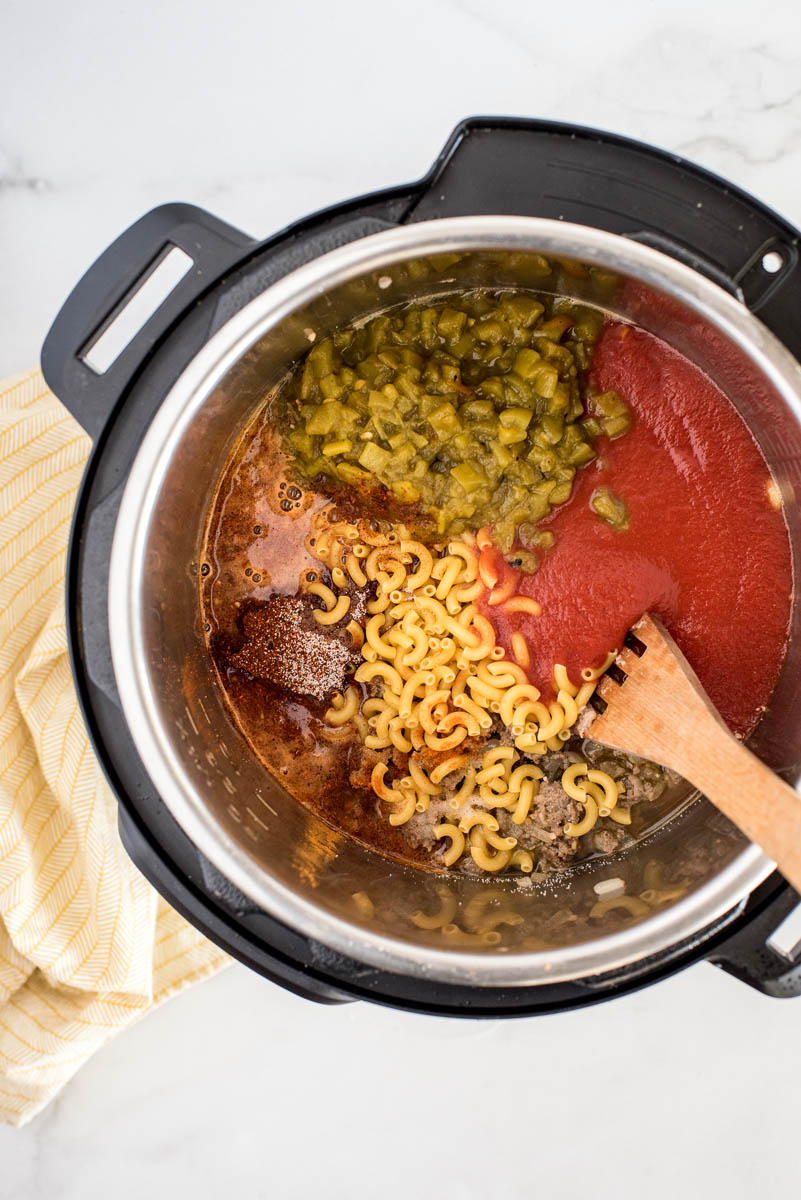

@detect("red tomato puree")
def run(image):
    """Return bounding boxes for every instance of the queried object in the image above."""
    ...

[483,323,793,735]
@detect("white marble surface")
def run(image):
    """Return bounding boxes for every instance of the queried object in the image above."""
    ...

[3,0,801,1193]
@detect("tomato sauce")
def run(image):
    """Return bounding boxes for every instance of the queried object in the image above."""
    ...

[484,323,793,735]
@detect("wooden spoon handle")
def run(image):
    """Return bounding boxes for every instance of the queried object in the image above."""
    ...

[592,615,801,890]
[671,723,801,894]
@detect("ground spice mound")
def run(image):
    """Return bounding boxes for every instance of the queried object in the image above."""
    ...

[228,595,356,701]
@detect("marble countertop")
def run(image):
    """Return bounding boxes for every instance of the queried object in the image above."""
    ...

[3,0,801,1194]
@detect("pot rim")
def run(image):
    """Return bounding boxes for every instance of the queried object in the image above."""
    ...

[109,215,801,986]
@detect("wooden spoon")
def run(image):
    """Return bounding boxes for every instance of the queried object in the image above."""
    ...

[589,613,801,893]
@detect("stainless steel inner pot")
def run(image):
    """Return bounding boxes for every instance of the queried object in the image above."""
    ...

[108,217,801,986]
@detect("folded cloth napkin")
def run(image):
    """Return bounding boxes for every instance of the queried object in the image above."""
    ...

[0,369,230,1127]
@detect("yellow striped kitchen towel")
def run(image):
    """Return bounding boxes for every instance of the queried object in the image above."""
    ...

[0,369,231,1127]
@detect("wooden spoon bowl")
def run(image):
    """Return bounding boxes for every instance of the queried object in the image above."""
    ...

[589,613,801,893]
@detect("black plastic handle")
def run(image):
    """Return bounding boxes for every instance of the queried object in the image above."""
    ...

[41,203,256,440]
[410,117,801,358]
[115,803,353,1007]
[709,879,801,998]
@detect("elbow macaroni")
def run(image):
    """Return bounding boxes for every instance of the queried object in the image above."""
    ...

[310,513,617,872]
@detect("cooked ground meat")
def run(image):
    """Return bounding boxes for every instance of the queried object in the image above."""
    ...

[538,839,583,870]
[540,750,583,782]
[617,765,667,808]
[535,779,582,831]
[347,744,386,791]
[593,758,627,780]
[403,738,679,874]
[592,827,627,854]
[226,595,358,701]
[576,705,597,737]
[587,746,673,810]
[402,797,457,852]
[495,780,581,865]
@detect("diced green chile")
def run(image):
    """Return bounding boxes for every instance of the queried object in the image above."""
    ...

[279,291,629,555]
[591,486,630,531]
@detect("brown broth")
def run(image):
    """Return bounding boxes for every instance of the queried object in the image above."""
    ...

[201,412,437,867]
[200,396,690,874]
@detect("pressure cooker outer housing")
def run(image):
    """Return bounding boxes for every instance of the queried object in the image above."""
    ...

[41,118,801,1011]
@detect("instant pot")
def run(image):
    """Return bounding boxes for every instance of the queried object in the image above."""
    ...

[42,117,801,1012]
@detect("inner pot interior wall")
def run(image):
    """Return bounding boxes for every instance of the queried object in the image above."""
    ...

[135,246,801,962]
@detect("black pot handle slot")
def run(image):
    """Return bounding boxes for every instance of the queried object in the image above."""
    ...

[709,882,801,998]
[41,203,256,440]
